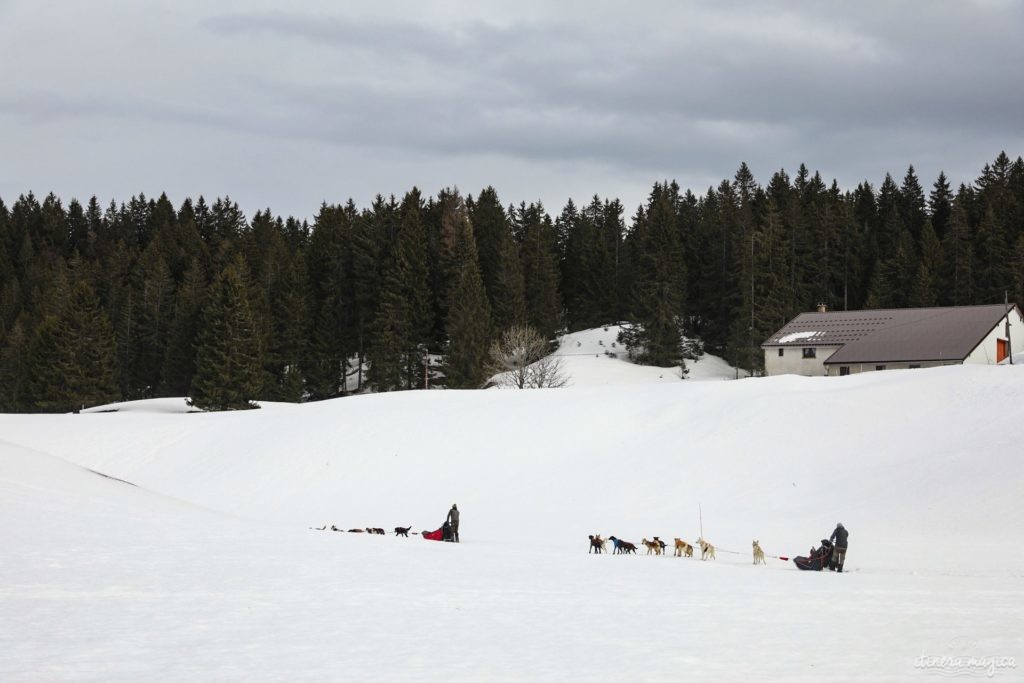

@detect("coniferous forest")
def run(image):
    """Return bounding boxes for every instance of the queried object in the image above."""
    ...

[2,152,1023,412]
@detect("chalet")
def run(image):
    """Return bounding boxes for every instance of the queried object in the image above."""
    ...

[761,304,1023,377]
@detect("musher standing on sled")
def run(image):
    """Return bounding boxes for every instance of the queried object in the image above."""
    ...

[830,523,848,572]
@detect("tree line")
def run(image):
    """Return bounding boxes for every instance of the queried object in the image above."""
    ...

[1,151,1022,411]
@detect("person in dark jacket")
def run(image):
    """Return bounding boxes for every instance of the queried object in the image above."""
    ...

[447,504,460,543]
[829,523,849,572]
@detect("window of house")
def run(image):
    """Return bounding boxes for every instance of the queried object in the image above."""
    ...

[909,364,921,369]
[778,348,784,357]
[875,365,886,371]
[802,348,816,359]
[839,366,850,376]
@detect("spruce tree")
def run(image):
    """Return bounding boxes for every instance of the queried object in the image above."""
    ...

[909,262,936,307]
[266,251,309,401]
[470,187,525,333]
[347,201,385,389]
[128,244,175,397]
[626,183,686,367]
[25,281,119,412]
[561,196,619,330]
[729,195,790,374]
[899,165,927,242]
[929,171,953,240]
[305,203,350,399]
[973,204,1012,304]
[942,198,974,305]
[161,258,207,396]
[0,317,29,411]
[916,220,943,306]
[367,275,410,391]
[443,195,492,388]
[189,257,263,411]
[516,202,562,340]
[1012,234,1024,307]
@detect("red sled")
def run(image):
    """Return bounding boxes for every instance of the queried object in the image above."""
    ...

[422,520,453,542]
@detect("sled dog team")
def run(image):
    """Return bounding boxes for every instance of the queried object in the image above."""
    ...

[590,534,768,564]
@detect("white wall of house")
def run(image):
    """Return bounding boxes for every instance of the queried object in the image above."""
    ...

[824,361,958,376]
[963,308,1024,365]
[763,346,839,376]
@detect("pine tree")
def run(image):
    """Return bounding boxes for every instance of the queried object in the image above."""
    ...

[367,274,410,391]
[909,262,936,307]
[875,174,904,257]
[974,204,1012,303]
[443,194,492,388]
[265,251,309,401]
[25,281,119,412]
[470,187,525,333]
[625,183,687,367]
[929,171,953,240]
[127,244,175,397]
[686,187,728,349]
[1012,234,1024,307]
[516,202,562,340]
[393,189,433,387]
[915,220,943,306]
[942,200,974,306]
[347,201,385,390]
[0,316,29,411]
[161,258,207,396]
[305,203,351,399]
[558,198,590,329]
[39,193,67,253]
[866,229,916,308]
[367,194,415,393]
[189,257,263,411]
[66,199,89,255]
[899,165,927,242]
[730,195,791,373]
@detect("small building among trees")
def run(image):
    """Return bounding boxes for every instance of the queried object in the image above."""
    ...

[761,304,1023,377]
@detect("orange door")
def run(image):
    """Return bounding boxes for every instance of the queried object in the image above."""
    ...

[997,338,1008,362]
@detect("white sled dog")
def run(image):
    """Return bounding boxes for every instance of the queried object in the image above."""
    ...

[752,540,766,565]
[697,537,716,561]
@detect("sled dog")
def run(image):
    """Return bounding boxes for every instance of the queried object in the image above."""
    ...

[752,540,766,565]
[697,537,716,561]
[673,538,694,557]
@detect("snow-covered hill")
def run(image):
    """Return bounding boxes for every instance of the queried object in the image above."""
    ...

[2,364,1023,679]
[551,325,739,385]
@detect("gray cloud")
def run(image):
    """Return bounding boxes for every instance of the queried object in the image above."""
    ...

[0,1,1021,217]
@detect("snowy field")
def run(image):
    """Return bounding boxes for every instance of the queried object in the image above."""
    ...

[2,346,1023,680]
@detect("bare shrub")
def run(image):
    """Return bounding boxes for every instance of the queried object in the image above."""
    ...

[488,325,569,389]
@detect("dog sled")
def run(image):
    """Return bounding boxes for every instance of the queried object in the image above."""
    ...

[422,520,454,542]
[793,539,833,571]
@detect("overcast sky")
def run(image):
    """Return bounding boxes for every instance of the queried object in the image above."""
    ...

[1,0,1022,219]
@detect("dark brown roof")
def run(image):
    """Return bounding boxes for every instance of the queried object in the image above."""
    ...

[762,304,1017,364]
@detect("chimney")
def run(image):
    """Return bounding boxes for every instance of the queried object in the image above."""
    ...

[816,302,828,313]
